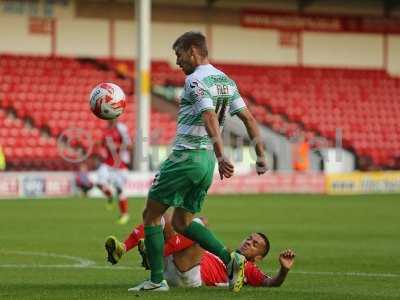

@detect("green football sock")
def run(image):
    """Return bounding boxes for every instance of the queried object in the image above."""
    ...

[183,221,231,265]
[144,225,164,283]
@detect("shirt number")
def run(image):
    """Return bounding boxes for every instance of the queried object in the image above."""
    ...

[215,85,229,125]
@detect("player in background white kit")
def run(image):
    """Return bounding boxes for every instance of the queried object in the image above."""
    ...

[95,119,132,225]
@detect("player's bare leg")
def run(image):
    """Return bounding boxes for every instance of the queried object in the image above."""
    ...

[116,187,129,224]
[171,217,208,272]
[97,183,114,210]
[173,242,204,274]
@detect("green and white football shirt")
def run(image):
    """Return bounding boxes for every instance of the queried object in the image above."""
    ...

[173,64,246,150]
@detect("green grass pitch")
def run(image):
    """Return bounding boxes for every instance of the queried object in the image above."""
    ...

[0,194,399,300]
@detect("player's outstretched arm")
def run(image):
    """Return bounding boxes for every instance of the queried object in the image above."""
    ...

[202,110,234,179]
[262,249,296,287]
[236,108,267,175]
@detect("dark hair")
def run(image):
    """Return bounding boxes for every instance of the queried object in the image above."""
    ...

[172,31,208,57]
[257,232,270,257]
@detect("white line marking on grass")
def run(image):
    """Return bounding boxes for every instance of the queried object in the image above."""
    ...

[0,264,134,270]
[0,250,137,270]
[0,250,95,268]
[1,251,398,278]
[82,265,134,270]
[291,270,400,278]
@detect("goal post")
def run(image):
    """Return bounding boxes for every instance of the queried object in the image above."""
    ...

[134,0,151,172]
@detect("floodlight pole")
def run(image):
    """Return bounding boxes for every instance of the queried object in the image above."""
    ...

[135,0,151,172]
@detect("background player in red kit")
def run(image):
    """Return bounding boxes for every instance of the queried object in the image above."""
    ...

[105,214,295,289]
[95,119,132,224]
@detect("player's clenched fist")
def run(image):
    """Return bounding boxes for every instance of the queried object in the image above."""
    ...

[256,157,268,175]
[279,249,296,270]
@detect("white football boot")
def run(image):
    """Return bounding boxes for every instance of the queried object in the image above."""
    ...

[128,279,169,292]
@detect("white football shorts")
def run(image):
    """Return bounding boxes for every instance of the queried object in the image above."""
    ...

[95,163,127,190]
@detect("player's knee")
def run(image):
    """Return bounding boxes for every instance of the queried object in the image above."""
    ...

[197,216,208,227]
[171,217,188,234]
[142,208,163,226]
[115,186,122,195]
[142,208,148,222]
[97,183,110,193]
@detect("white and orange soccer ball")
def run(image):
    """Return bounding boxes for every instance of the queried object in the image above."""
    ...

[89,82,126,120]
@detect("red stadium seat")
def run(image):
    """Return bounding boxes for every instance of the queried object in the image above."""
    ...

[2,54,399,169]
[0,54,179,170]
[210,62,400,169]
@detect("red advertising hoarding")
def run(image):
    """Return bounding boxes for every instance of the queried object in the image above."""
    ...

[0,175,19,197]
[241,10,400,34]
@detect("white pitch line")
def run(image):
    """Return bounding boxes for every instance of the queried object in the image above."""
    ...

[0,250,137,270]
[0,250,96,267]
[1,263,398,278]
[291,270,400,278]
[1,250,399,278]
[0,264,134,270]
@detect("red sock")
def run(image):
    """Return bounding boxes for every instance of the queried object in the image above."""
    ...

[124,225,195,254]
[124,224,144,251]
[119,197,128,215]
[164,234,195,256]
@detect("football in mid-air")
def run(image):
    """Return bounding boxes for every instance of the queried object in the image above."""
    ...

[89,82,126,120]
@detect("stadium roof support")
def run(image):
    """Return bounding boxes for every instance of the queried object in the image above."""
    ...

[134,0,151,172]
